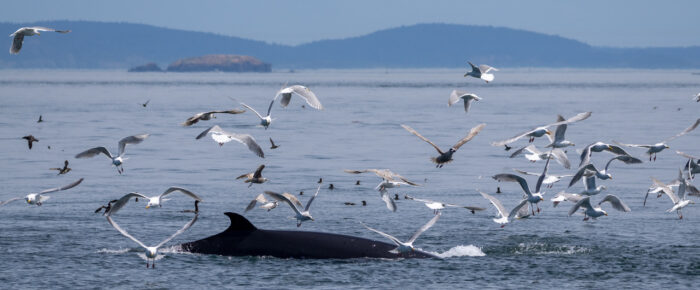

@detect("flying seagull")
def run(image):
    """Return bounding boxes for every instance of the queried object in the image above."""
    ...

[244,193,278,212]
[544,115,576,148]
[654,170,695,219]
[464,61,498,83]
[236,164,268,187]
[493,149,553,215]
[615,118,700,161]
[106,213,198,268]
[578,142,630,167]
[361,212,441,254]
[0,178,83,207]
[265,185,321,227]
[404,194,485,214]
[567,195,631,221]
[512,169,572,188]
[181,109,246,126]
[509,144,571,169]
[492,112,591,146]
[9,26,71,54]
[401,123,486,168]
[479,191,530,227]
[75,134,150,174]
[274,85,323,110]
[568,155,642,188]
[344,169,420,186]
[195,125,264,158]
[107,187,203,214]
[448,90,481,113]
[241,100,274,129]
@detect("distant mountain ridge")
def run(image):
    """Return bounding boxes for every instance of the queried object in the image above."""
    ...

[1,21,700,69]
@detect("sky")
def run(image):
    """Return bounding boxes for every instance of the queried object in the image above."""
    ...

[2,0,699,48]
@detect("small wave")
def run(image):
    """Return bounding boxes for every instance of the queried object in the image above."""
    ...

[96,248,131,254]
[511,242,589,255]
[431,245,486,258]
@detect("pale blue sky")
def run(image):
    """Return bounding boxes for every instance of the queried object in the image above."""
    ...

[2,0,698,47]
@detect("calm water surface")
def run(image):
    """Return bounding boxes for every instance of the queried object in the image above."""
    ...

[0,69,699,289]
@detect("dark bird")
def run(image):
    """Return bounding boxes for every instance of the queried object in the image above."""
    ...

[140,99,150,107]
[299,191,304,196]
[328,184,335,190]
[362,200,367,206]
[355,180,361,185]
[95,199,119,215]
[236,164,268,187]
[394,194,399,200]
[269,138,280,149]
[22,135,38,149]
[182,200,200,214]
[37,115,43,123]
[182,109,246,126]
[49,160,71,175]
[317,178,323,184]
[504,145,512,151]
[344,202,356,206]
[401,123,486,168]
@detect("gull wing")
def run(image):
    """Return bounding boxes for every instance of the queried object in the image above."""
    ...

[265,191,303,216]
[509,144,535,158]
[288,85,323,110]
[569,164,598,188]
[551,149,571,169]
[38,178,84,194]
[651,178,678,204]
[0,197,23,206]
[346,169,420,186]
[551,192,583,207]
[240,103,264,119]
[663,118,700,143]
[551,115,567,144]
[253,164,265,178]
[467,61,479,71]
[448,90,466,106]
[605,145,630,156]
[686,184,700,197]
[407,213,441,244]
[29,26,71,33]
[159,187,203,201]
[452,123,486,150]
[479,191,508,218]
[493,174,532,197]
[676,150,700,160]
[106,216,148,250]
[535,151,553,193]
[513,169,540,176]
[479,64,498,73]
[182,112,206,126]
[598,195,631,212]
[75,146,113,159]
[305,185,321,212]
[579,143,595,167]
[156,214,199,248]
[568,196,593,216]
[107,192,150,216]
[380,189,397,212]
[604,155,642,171]
[508,199,529,219]
[236,172,253,180]
[462,94,481,113]
[583,176,597,191]
[401,124,444,154]
[210,109,246,115]
[266,98,275,116]
[496,112,592,147]
[360,222,402,246]
[10,33,23,54]
[118,134,150,157]
[613,140,652,149]
[492,127,542,147]
[245,194,268,212]
[282,193,304,208]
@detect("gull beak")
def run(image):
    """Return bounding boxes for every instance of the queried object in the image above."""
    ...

[540,197,544,201]
[311,218,315,221]
[610,176,613,180]
[604,212,608,216]
[608,145,613,150]
[146,205,150,209]
[545,130,551,135]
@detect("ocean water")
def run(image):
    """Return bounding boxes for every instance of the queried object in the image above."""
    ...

[0,68,698,289]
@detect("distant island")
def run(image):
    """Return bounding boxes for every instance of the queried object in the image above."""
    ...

[1,21,700,69]
[166,54,271,72]
[128,62,163,72]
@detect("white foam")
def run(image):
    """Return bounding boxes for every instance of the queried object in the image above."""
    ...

[432,245,486,258]
[96,248,130,254]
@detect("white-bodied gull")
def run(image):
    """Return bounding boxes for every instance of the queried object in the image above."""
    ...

[75,134,150,174]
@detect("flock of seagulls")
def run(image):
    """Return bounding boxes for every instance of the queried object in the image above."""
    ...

[4,25,700,265]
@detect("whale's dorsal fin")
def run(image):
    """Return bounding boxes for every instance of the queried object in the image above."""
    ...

[224,212,257,232]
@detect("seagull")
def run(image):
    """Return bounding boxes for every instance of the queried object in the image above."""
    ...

[240,100,274,129]
[464,61,498,83]
[567,195,631,221]
[404,194,485,214]
[106,213,198,268]
[0,178,83,207]
[479,191,530,227]
[614,118,700,161]
[509,144,571,169]
[107,187,203,214]
[550,191,583,207]
[578,142,630,167]
[654,171,695,219]
[244,194,278,212]
[236,164,268,187]
[195,125,264,158]
[344,169,420,186]
[181,109,245,126]
[140,100,150,108]
[491,112,591,146]
[49,160,72,175]
[544,115,576,148]
[568,155,643,188]
[643,177,695,206]
[75,134,149,174]
[361,212,441,254]
[677,151,700,178]
[512,169,572,188]
[577,176,607,196]
[493,149,553,215]
[401,123,486,168]
[265,185,321,227]
[22,135,38,149]
[274,85,323,110]
[37,115,43,123]
[9,26,71,54]
[448,90,481,113]
[269,138,280,149]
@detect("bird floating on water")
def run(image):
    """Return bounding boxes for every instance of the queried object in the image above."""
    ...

[75,134,150,174]
[9,26,70,54]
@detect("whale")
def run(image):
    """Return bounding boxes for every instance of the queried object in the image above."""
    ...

[179,212,439,259]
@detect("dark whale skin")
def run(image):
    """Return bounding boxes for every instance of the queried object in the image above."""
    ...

[179,212,438,259]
